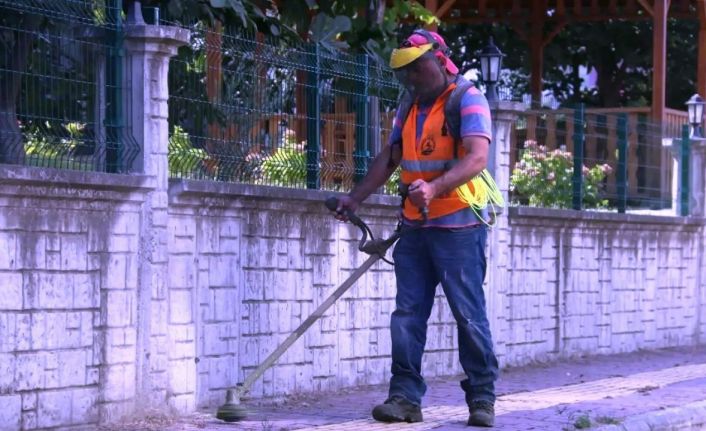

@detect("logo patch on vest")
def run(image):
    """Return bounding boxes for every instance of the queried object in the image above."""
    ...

[421,136,436,155]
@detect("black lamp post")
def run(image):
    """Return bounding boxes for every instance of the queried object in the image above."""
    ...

[478,37,505,103]
[686,94,705,139]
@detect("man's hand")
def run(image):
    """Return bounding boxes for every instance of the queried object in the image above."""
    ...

[331,195,360,222]
[407,179,437,209]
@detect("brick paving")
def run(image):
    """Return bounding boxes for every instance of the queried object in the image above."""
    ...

[106,346,706,431]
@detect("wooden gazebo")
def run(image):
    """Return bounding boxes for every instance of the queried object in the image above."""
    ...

[418,0,706,124]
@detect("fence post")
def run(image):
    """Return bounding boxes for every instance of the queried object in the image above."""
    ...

[572,104,585,210]
[680,124,690,216]
[617,114,628,213]
[354,54,370,183]
[105,0,124,172]
[306,44,321,189]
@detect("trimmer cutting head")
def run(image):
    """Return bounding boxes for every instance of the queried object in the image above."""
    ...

[216,389,248,422]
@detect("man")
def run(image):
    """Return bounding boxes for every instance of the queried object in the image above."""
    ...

[330,29,499,427]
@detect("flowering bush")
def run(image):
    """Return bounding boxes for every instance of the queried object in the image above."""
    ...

[510,141,612,209]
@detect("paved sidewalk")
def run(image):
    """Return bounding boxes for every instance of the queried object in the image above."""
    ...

[106,346,706,431]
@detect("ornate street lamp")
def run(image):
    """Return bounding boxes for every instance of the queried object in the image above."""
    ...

[685,94,705,139]
[478,37,505,103]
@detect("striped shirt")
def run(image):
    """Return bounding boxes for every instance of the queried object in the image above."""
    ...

[389,83,492,228]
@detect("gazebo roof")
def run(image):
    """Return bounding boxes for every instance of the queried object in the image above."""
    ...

[428,0,697,24]
[409,0,706,122]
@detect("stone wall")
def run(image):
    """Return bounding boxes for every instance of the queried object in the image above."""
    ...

[163,181,706,410]
[0,167,152,429]
[498,207,704,366]
[1,18,705,431]
[0,165,704,429]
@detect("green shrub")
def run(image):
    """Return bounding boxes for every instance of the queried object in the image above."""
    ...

[23,121,91,170]
[510,140,612,209]
[168,126,211,179]
[260,139,307,187]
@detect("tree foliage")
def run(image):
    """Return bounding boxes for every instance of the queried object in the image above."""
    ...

[441,18,698,110]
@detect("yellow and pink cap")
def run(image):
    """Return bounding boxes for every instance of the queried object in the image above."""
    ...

[389,30,459,74]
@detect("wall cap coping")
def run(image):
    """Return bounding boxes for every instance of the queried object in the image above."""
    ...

[0,164,155,191]
[124,24,190,45]
[509,205,705,226]
[169,179,400,208]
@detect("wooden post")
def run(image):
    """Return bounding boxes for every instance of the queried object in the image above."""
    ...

[651,0,668,123]
[650,0,669,198]
[698,0,706,97]
[529,0,546,104]
[425,0,438,30]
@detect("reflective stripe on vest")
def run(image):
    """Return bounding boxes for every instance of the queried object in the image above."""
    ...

[400,83,473,221]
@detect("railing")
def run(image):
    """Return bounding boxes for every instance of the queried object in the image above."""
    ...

[664,108,689,138]
[167,25,400,192]
[512,106,675,211]
[0,0,139,173]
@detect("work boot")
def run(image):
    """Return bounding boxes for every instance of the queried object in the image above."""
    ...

[467,400,495,427]
[371,395,423,423]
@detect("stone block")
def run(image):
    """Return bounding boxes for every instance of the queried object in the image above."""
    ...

[105,291,134,328]
[207,255,237,288]
[73,273,98,309]
[17,233,46,270]
[71,388,98,425]
[86,367,100,385]
[111,212,140,235]
[15,352,45,391]
[169,289,193,324]
[197,222,219,254]
[169,255,195,289]
[22,411,37,429]
[206,355,234,390]
[0,395,21,430]
[169,393,196,415]
[60,234,88,271]
[106,234,133,254]
[272,364,296,395]
[202,324,227,356]
[0,353,15,393]
[168,358,196,395]
[37,390,73,428]
[124,254,140,289]
[106,343,135,365]
[0,232,16,270]
[103,364,136,402]
[0,272,22,310]
[21,393,36,412]
[212,288,236,322]
[102,254,128,290]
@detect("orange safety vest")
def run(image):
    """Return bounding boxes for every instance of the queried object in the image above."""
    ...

[400,83,476,221]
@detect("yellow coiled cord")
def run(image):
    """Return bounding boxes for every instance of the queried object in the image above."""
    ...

[455,169,505,226]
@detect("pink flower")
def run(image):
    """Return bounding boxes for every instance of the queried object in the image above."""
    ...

[601,164,613,175]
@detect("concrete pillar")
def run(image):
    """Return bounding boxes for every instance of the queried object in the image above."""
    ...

[688,142,706,217]
[120,23,189,416]
[485,101,525,366]
[668,139,706,217]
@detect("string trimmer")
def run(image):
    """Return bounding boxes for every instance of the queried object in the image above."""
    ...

[216,196,425,421]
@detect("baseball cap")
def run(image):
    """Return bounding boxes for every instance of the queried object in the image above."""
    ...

[389,29,459,75]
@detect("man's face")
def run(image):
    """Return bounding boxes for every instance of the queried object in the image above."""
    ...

[395,54,445,99]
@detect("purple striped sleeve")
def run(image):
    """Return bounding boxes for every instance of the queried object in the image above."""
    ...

[460,86,492,141]
[388,108,404,146]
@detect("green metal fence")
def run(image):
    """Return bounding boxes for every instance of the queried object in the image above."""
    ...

[166,24,401,192]
[0,0,139,172]
[510,105,683,213]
